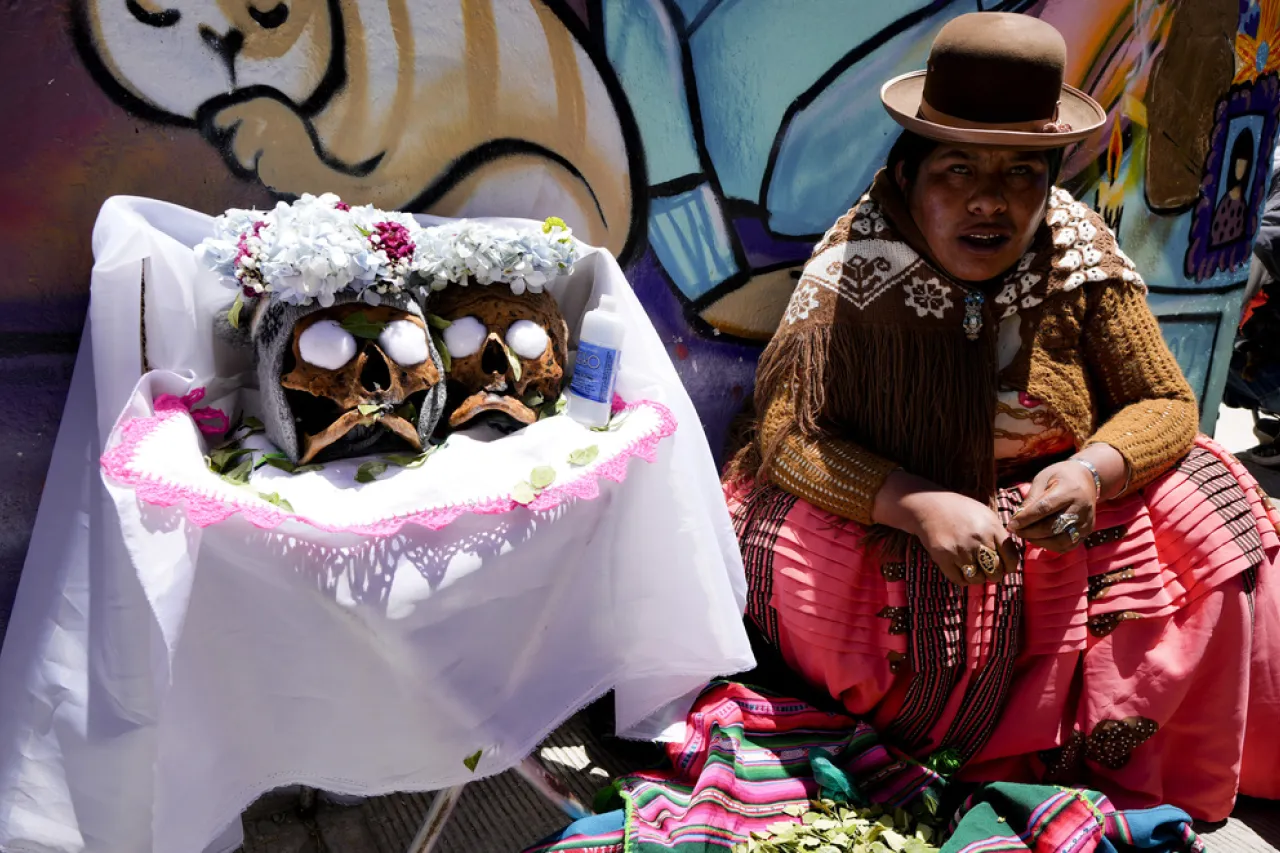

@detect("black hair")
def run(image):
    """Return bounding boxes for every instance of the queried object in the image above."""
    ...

[886,129,1065,186]
[1228,127,1256,191]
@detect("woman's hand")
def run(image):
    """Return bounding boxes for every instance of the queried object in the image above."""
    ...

[873,472,1018,586]
[1007,460,1098,552]
[909,492,1020,586]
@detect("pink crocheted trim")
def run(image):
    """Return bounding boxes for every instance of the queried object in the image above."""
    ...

[154,387,230,436]
[101,393,677,537]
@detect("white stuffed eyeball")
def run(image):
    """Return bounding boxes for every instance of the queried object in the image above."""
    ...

[505,320,549,360]
[378,320,429,366]
[443,315,487,358]
[298,320,357,370]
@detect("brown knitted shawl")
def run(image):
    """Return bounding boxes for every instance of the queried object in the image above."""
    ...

[750,170,1146,506]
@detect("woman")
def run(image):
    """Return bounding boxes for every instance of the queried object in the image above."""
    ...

[727,13,1280,821]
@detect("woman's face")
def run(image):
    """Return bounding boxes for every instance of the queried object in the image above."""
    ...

[898,144,1052,282]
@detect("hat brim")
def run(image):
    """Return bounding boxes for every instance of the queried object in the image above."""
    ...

[880,71,1106,150]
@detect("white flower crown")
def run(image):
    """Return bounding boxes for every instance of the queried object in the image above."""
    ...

[195,193,578,326]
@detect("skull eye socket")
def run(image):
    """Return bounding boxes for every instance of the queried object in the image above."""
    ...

[377,319,429,366]
[442,315,488,359]
[298,320,357,370]
[505,320,549,360]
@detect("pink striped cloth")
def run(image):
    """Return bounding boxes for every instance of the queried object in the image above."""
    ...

[729,436,1280,821]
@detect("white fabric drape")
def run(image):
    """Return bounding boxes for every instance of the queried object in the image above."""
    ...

[0,197,753,853]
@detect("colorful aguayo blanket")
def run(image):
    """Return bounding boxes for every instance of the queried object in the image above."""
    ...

[525,683,1206,853]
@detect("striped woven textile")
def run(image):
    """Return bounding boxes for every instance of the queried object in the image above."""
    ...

[524,683,1205,853]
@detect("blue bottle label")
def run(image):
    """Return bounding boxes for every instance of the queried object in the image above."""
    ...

[570,341,619,404]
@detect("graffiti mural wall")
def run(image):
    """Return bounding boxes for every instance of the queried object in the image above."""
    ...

[0,0,1274,637]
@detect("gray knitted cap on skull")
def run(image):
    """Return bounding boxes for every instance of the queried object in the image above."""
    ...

[251,290,447,463]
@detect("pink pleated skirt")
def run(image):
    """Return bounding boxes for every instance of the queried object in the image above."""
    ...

[728,436,1280,821]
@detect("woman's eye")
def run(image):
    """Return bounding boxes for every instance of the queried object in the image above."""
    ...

[948,165,971,176]
[127,0,181,27]
[249,2,289,29]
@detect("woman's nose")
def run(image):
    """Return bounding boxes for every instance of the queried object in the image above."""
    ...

[967,177,1008,216]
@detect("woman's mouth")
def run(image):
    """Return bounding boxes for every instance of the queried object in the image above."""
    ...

[958,232,1011,254]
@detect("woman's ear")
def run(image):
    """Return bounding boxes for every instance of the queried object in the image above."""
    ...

[894,161,909,193]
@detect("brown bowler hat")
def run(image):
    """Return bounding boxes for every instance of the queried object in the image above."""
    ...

[881,12,1106,149]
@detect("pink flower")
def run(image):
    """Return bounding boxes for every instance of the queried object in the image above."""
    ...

[335,201,351,211]
[373,221,415,261]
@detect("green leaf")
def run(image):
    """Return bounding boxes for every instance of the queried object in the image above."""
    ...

[258,491,294,512]
[523,390,545,408]
[385,446,438,469]
[462,749,483,772]
[512,481,538,505]
[396,401,419,424]
[538,395,567,421]
[426,313,452,330]
[355,224,373,237]
[342,312,387,340]
[294,464,324,474]
[783,804,810,818]
[243,416,264,430]
[228,291,244,329]
[879,830,907,853]
[208,446,253,472]
[542,216,568,233]
[530,466,556,490]
[355,460,388,483]
[221,456,254,486]
[503,342,523,382]
[567,445,599,467]
[262,456,297,473]
[357,403,382,417]
[431,329,452,372]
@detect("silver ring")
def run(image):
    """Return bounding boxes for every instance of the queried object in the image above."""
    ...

[1051,512,1081,537]
[961,564,978,580]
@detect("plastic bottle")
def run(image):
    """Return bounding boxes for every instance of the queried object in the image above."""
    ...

[566,294,625,428]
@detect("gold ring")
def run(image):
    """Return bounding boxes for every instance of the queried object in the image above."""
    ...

[977,546,1000,575]
[961,564,978,580]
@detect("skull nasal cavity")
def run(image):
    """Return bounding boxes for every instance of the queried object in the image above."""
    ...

[360,349,392,392]
[482,339,509,375]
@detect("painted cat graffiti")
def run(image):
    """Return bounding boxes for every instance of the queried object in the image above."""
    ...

[75,0,641,257]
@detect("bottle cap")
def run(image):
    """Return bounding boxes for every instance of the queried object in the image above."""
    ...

[598,294,618,312]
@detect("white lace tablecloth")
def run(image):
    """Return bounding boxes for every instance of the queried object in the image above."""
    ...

[0,197,753,853]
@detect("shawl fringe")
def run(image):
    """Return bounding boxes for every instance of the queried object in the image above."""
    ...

[752,319,999,507]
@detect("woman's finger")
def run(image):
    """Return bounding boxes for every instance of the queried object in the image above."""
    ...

[939,552,985,587]
[1018,498,1093,541]
[1011,469,1056,528]
[1023,511,1094,553]
[995,535,1021,582]
[1009,483,1073,533]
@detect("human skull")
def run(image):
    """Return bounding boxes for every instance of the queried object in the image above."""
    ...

[253,290,447,464]
[432,287,569,431]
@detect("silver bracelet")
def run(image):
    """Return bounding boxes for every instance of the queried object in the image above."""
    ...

[1072,458,1103,499]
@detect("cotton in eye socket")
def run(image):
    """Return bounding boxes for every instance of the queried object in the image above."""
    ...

[378,320,429,366]
[443,316,487,358]
[506,320,549,359]
[298,320,356,370]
